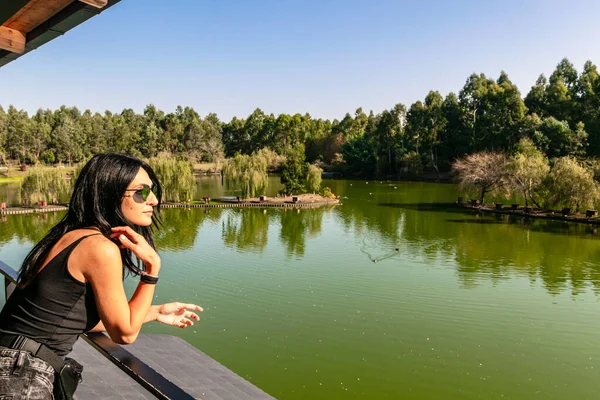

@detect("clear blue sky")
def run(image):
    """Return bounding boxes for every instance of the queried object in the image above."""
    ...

[1,0,600,121]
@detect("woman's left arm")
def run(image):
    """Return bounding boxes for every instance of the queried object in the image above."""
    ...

[88,302,203,333]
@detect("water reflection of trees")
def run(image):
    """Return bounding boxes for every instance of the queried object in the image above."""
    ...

[222,209,271,253]
[0,208,218,253]
[347,199,600,296]
[219,207,327,258]
[0,212,64,246]
[155,208,222,251]
[279,208,326,258]
[447,215,600,295]
[5,188,600,296]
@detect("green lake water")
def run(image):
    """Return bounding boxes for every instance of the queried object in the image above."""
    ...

[1,178,600,399]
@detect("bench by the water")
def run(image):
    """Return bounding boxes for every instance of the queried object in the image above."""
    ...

[0,260,274,400]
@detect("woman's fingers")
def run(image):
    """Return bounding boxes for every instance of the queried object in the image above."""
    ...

[183,303,203,313]
[110,226,160,270]
[111,226,141,244]
[179,317,194,328]
[117,234,136,250]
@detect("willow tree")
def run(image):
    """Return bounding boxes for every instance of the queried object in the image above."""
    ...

[149,157,195,202]
[20,168,71,205]
[222,152,268,198]
[543,157,599,212]
[306,164,323,193]
[509,138,549,207]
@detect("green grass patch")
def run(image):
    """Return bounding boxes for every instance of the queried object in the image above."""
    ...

[188,200,225,205]
[0,177,23,183]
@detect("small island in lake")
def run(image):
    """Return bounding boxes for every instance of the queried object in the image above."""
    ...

[246,193,339,205]
[216,193,340,208]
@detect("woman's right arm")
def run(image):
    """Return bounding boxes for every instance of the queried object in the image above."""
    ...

[82,227,161,344]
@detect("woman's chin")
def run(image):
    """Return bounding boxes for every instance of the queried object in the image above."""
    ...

[130,216,153,227]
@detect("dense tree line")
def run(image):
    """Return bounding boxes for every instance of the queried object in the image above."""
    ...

[1,58,599,178]
[0,105,224,165]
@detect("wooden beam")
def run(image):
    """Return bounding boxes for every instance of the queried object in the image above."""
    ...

[78,0,107,8]
[0,26,25,53]
[4,0,73,33]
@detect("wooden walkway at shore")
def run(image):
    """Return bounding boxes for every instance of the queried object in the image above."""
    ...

[460,203,600,225]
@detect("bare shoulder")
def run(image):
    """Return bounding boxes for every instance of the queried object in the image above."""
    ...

[67,231,123,282]
[78,234,120,262]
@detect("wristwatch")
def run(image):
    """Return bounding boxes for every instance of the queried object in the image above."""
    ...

[140,272,159,284]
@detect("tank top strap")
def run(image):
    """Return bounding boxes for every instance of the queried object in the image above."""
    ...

[58,233,103,262]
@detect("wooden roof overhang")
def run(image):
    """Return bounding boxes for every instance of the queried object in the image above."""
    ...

[0,0,120,68]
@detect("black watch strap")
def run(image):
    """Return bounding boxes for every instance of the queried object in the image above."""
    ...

[140,273,159,284]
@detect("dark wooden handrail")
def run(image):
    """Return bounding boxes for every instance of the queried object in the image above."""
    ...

[0,260,193,400]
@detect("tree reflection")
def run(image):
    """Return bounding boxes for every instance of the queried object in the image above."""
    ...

[386,202,600,296]
[3,179,600,297]
[279,207,326,258]
[222,208,270,253]
[155,208,222,251]
[0,212,64,246]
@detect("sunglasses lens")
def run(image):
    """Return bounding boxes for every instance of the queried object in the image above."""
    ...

[140,185,158,201]
[141,186,150,201]
[130,186,154,203]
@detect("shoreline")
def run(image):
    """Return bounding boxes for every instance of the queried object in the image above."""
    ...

[0,194,340,216]
[460,203,600,225]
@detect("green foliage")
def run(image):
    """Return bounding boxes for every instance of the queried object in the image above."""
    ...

[541,157,599,212]
[2,57,600,183]
[20,168,71,205]
[256,147,286,171]
[533,117,588,158]
[148,157,195,202]
[306,164,323,193]
[321,187,336,199]
[40,150,55,164]
[509,138,550,207]
[281,142,307,194]
[400,152,423,178]
[341,134,376,176]
[222,152,268,198]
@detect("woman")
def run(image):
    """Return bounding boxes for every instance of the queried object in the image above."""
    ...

[0,153,203,399]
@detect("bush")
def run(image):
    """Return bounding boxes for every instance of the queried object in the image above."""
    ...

[40,150,56,164]
[321,187,336,199]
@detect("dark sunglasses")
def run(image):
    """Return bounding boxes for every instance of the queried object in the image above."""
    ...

[124,185,158,203]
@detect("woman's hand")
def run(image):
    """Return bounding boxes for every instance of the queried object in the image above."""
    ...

[153,302,203,328]
[110,226,161,274]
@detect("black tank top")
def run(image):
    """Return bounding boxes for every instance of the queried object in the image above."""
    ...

[0,234,102,356]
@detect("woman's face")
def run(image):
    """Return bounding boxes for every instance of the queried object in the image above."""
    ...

[121,167,158,226]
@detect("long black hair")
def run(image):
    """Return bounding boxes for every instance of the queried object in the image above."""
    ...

[18,153,163,285]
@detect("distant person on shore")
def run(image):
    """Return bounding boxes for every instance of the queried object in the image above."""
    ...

[0,153,203,399]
